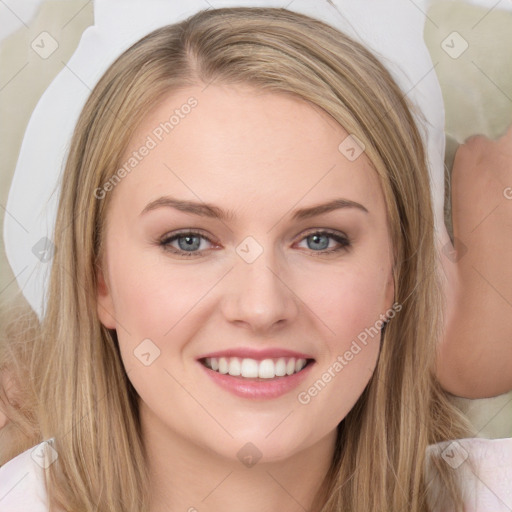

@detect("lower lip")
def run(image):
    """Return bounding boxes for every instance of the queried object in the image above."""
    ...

[197,360,315,399]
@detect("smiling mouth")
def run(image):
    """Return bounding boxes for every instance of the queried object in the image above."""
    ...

[199,356,315,379]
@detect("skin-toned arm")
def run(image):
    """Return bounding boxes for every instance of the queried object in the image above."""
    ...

[437,125,512,398]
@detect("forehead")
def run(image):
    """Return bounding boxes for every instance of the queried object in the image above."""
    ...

[110,83,386,223]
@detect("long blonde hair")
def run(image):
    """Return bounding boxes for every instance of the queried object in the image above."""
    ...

[0,7,472,511]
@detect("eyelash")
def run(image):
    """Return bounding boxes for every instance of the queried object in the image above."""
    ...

[158,229,351,258]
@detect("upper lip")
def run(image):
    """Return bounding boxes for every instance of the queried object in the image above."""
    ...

[197,348,315,361]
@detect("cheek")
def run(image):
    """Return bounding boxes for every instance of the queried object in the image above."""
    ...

[305,261,390,353]
[107,251,208,409]
[294,262,388,427]
[109,247,208,333]
[106,246,218,377]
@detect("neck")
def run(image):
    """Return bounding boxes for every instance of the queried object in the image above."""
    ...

[140,401,337,512]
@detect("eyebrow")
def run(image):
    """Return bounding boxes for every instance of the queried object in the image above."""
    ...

[139,196,368,221]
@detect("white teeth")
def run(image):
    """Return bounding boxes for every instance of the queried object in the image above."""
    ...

[228,358,241,376]
[202,356,308,378]
[240,358,259,378]
[275,358,287,377]
[258,359,275,379]
[218,357,229,374]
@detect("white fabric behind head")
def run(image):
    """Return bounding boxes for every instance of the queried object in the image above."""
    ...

[4,0,445,320]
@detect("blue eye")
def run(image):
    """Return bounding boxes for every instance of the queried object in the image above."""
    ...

[159,230,215,257]
[159,229,350,257]
[297,230,351,254]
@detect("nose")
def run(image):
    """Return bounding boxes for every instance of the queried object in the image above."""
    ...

[221,246,300,334]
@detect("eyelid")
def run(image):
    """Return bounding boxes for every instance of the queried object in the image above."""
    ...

[296,227,348,240]
[160,227,213,240]
[293,228,350,253]
[159,229,219,255]
[158,228,351,257]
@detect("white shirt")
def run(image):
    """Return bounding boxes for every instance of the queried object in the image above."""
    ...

[1,437,511,511]
[0,440,52,512]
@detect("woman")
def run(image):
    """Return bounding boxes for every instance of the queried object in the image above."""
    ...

[0,6,495,511]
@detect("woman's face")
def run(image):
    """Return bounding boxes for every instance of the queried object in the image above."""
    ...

[96,83,395,463]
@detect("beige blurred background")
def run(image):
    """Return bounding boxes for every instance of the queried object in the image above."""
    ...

[0,0,511,437]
